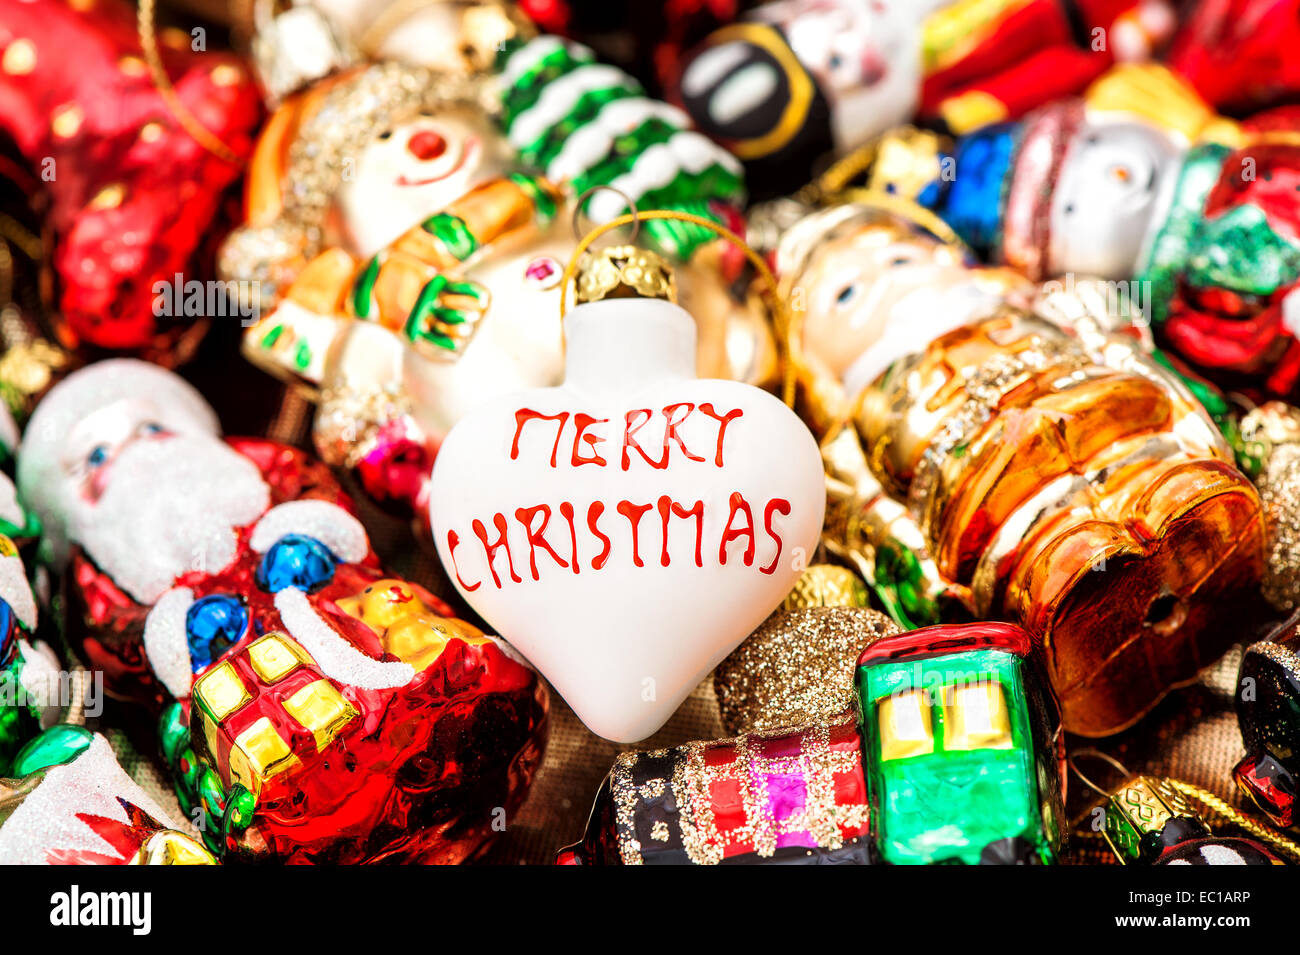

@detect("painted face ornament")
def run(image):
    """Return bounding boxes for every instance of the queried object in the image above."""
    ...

[676,0,927,197]
[779,200,1266,737]
[909,66,1300,399]
[674,0,1174,197]
[429,246,824,742]
[17,360,547,863]
[559,622,1064,865]
[225,28,770,528]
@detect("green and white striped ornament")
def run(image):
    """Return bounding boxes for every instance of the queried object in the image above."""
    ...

[496,35,745,260]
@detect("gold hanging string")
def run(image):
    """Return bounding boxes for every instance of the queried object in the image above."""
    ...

[137,0,245,166]
[0,211,41,321]
[0,238,12,313]
[0,212,42,263]
[558,208,797,407]
[797,139,882,205]
[1067,748,1131,798]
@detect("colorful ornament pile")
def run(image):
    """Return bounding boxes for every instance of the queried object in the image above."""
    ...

[3,0,1300,868]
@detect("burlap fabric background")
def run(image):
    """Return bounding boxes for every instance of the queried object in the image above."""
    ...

[83,332,1279,865]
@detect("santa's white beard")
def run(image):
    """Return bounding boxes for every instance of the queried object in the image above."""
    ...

[71,435,271,605]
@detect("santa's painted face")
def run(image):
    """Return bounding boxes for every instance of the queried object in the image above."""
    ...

[798,225,970,382]
[771,0,922,149]
[336,110,506,257]
[59,399,269,604]
[1049,120,1182,278]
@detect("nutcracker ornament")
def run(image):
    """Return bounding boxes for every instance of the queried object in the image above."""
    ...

[778,198,1267,736]
[672,0,1173,196]
[903,65,1300,399]
[223,17,770,525]
[16,360,548,863]
[429,232,824,742]
[0,0,261,356]
[559,622,1065,864]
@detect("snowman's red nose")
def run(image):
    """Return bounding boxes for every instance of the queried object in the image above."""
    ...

[406,130,447,161]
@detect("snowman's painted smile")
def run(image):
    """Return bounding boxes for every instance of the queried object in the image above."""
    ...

[394,136,479,188]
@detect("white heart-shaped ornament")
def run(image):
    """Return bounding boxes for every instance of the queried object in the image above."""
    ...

[430,297,825,741]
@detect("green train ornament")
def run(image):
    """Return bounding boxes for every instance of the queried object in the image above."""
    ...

[558,621,1065,865]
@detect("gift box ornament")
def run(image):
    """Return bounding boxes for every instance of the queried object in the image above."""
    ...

[672,0,1173,197]
[0,0,261,357]
[560,622,1065,865]
[223,19,773,529]
[777,198,1267,736]
[429,231,824,742]
[16,360,548,863]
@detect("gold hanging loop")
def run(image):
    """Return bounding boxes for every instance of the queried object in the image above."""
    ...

[137,0,245,166]
[558,209,796,407]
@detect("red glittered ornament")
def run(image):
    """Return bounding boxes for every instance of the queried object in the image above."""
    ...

[0,0,261,358]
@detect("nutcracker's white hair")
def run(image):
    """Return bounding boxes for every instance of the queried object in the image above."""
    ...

[17,359,221,568]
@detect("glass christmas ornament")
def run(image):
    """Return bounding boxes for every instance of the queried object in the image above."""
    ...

[16,359,548,863]
[560,621,1064,864]
[223,24,774,532]
[429,241,824,741]
[778,198,1266,736]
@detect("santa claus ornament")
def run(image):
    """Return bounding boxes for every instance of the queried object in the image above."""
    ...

[17,360,547,863]
[429,223,824,741]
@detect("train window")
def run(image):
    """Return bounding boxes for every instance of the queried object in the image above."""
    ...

[877,688,934,760]
[942,680,1014,752]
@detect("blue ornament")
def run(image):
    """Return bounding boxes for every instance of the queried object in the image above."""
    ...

[927,123,1016,258]
[0,597,15,667]
[185,594,248,672]
[256,534,338,594]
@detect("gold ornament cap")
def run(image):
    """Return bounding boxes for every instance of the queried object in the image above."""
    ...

[573,245,676,306]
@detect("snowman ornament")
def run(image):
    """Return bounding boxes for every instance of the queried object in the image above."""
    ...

[430,246,825,741]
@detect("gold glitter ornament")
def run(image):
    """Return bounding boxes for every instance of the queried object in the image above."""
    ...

[1245,403,1300,609]
[713,603,899,735]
